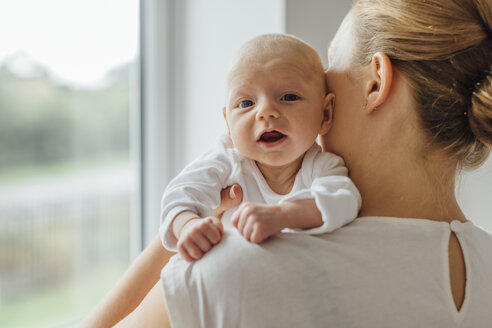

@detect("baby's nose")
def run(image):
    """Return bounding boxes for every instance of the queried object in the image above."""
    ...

[255,101,280,120]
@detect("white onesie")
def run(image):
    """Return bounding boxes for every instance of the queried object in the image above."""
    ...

[159,134,361,251]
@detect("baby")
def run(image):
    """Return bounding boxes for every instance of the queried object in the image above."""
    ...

[159,34,361,262]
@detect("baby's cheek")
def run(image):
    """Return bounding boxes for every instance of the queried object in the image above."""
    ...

[232,139,258,163]
[231,124,255,151]
[298,118,320,140]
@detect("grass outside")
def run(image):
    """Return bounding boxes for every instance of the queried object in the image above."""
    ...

[0,266,125,328]
[0,156,134,327]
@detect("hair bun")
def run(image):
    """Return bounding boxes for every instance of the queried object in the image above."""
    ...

[469,68,492,147]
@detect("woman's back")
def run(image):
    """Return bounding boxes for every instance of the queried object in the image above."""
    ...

[162,217,492,327]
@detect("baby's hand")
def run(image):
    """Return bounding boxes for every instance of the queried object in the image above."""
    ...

[231,202,284,244]
[177,217,223,262]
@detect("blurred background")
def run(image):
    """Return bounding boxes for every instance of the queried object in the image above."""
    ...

[0,0,490,327]
[0,0,138,326]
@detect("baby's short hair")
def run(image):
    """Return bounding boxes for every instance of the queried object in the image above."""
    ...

[227,33,326,93]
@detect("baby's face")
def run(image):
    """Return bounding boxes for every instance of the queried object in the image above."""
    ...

[224,54,330,168]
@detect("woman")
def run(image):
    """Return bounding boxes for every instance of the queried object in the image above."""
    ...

[82,0,492,326]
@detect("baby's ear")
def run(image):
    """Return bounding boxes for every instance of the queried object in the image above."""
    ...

[319,93,334,135]
[222,106,231,137]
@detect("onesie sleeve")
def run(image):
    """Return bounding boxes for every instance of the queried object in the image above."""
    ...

[159,135,236,251]
[280,149,361,235]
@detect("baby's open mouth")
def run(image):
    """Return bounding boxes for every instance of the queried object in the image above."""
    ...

[258,130,287,143]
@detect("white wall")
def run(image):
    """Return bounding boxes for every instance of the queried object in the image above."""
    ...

[458,157,492,232]
[285,0,352,68]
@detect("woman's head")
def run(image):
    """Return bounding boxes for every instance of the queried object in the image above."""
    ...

[328,0,492,170]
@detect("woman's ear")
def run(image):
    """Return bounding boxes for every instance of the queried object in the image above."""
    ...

[364,52,393,113]
[222,106,231,137]
[319,93,335,135]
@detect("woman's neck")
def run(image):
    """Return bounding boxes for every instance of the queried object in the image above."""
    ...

[256,156,303,195]
[351,151,467,223]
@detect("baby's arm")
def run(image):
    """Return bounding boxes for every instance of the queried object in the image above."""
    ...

[231,199,322,243]
[281,151,361,235]
[231,149,360,243]
[160,136,236,253]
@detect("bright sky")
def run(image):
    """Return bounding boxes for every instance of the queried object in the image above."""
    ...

[0,0,138,87]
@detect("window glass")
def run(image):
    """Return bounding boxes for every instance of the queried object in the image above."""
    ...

[0,1,139,327]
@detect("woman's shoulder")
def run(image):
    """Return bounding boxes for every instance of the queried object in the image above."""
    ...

[465,220,492,240]
[162,218,481,327]
[162,217,458,287]
[162,218,492,289]
[462,220,492,261]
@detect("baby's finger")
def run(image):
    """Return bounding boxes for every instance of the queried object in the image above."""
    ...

[210,217,224,234]
[178,243,195,262]
[237,212,249,235]
[242,220,255,242]
[184,241,204,260]
[230,208,241,227]
[192,232,213,253]
[250,226,266,244]
[204,223,222,245]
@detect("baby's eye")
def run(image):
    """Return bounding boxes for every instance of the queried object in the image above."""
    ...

[281,94,299,101]
[238,100,254,109]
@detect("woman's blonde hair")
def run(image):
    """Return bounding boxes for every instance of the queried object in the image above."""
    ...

[351,0,492,168]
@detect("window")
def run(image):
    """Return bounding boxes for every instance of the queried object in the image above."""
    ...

[0,1,139,327]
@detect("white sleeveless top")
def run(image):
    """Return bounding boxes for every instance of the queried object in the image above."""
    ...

[161,216,492,328]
